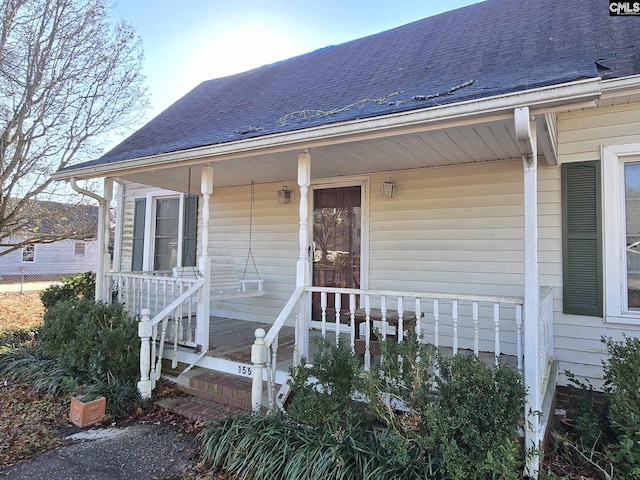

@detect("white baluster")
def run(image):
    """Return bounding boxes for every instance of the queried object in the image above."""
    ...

[321,291,327,338]
[433,299,440,377]
[433,299,439,352]
[137,308,153,399]
[269,334,279,411]
[397,297,404,344]
[349,294,356,353]
[364,295,371,371]
[494,302,500,366]
[452,300,458,355]
[473,301,479,356]
[252,328,267,412]
[415,298,422,340]
[380,296,387,340]
[172,313,179,368]
[516,304,523,372]
[334,293,341,346]
[293,301,301,366]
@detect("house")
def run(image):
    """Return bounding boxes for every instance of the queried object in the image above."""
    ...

[0,201,100,282]
[52,0,640,476]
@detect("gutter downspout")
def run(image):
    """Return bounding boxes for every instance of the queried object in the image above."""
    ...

[70,177,112,302]
[112,179,125,273]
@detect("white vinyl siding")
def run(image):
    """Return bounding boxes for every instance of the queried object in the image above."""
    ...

[0,237,99,276]
[208,182,299,321]
[555,102,640,384]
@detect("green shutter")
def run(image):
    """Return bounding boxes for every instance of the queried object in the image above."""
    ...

[182,195,198,267]
[562,161,603,316]
[131,198,146,271]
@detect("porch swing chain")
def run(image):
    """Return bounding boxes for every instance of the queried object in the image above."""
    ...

[243,181,261,281]
[177,167,199,278]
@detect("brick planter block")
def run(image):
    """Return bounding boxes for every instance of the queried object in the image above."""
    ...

[70,396,106,428]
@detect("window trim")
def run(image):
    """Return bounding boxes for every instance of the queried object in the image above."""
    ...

[141,191,197,271]
[22,244,35,263]
[74,242,86,256]
[603,143,640,324]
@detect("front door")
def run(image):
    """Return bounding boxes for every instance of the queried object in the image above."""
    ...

[312,186,361,319]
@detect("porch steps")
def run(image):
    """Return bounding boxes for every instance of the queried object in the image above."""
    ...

[177,368,254,411]
[156,396,244,422]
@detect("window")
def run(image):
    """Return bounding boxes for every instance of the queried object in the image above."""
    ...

[154,197,180,270]
[22,244,35,263]
[74,242,86,256]
[562,161,603,316]
[131,193,197,272]
[603,144,640,324]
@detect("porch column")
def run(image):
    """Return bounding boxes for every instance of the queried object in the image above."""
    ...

[296,150,311,360]
[196,164,213,352]
[516,107,541,478]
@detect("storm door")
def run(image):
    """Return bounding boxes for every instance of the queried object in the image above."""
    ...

[312,186,361,320]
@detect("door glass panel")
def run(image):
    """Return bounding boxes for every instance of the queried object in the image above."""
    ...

[154,197,180,270]
[312,186,361,319]
[625,163,640,310]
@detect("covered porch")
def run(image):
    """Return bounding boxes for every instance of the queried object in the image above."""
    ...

[65,83,602,476]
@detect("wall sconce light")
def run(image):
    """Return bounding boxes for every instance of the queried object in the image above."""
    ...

[382,182,394,199]
[278,185,293,204]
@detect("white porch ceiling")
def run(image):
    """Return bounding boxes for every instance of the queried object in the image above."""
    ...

[122,118,531,192]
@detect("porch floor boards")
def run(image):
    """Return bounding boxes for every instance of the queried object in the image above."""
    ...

[205,316,296,370]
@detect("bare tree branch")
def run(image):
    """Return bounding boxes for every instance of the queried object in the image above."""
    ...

[0,0,148,256]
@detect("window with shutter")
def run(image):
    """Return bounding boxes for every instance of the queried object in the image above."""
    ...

[130,192,198,272]
[562,161,603,316]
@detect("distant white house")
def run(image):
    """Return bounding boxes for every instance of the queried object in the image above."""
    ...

[0,236,99,282]
[0,202,99,282]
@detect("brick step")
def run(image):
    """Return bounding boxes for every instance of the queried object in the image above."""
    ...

[156,396,244,422]
[177,370,253,411]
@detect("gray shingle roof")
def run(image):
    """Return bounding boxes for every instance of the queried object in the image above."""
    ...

[66,0,640,171]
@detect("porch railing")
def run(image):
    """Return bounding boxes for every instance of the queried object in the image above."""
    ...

[252,286,527,412]
[104,271,207,398]
[252,284,554,477]
[105,271,200,326]
[137,278,205,398]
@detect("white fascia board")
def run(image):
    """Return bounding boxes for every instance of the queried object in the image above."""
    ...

[53,78,602,181]
[600,74,640,99]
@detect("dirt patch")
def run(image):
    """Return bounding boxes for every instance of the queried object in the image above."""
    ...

[0,290,44,336]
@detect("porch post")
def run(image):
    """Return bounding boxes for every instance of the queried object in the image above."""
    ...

[296,150,311,361]
[516,107,541,478]
[196,164,213,352]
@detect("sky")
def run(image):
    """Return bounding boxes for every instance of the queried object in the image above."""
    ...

[110,1,481,125]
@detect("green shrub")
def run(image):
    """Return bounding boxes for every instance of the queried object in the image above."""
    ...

[432,355,525,480]
[602,335,640,478]
[287,337,365,430]
[281,333,526,479]
[40,272,95,309]
[39,299,139,383]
